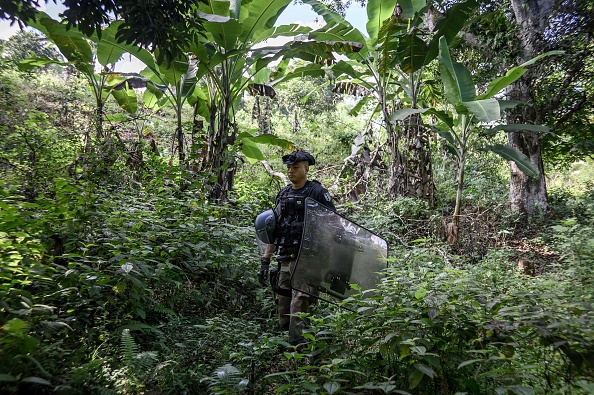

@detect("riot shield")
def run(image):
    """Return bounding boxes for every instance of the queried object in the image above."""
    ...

[291,198,387,303]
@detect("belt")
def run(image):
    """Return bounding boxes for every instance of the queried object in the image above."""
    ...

[276,253,297,261]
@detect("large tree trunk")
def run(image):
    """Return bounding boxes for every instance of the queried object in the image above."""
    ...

[507,0,555,217]
[508,128,548,215]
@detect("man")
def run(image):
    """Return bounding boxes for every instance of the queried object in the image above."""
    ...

[258,150,335,345]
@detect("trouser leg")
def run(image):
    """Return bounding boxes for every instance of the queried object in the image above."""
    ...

[276,258,314,343]
[289,291,310,343]
[288,258,313,344]
[276,261,291,330]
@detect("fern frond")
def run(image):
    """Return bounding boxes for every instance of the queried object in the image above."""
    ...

[120,329,139,367]
[149,304,177,317]
[202,364,248,394]
[135,351,158,373]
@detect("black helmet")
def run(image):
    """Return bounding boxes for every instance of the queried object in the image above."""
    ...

[255,209,276,244]
[282,151,315,165]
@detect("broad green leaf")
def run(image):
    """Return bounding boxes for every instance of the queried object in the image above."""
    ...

[408,368,424,389]
[179,60,199,100]
[478,51,564,100]
[239,0,292,43]
[301,0,349,25]
[96,22,127,66]
[142,84,165,109]
[476,66,526,100]
[415,364,435,378]
[366,0,397,45]
[424,109,455,128]
[135,308,146,319]
[458,359,484,369]
[398,34,428,74]
[30,15,94,65]
[425,0,478,64]
[105,113,127,122]
[438,36,476,104]
[498,100,523,111]
[21,377,52,386]
[251,67,272,84]
[241,138,265,163]
[270,58,291,80]
[391,108,428,122]
[160,59,190,89]
[0,374,17,382]
[18,57,67,71]
[309,23,366,53]
[199,0,231,17]
[484,144,539,178]
[90,27,158,73]
[187,84,209,105]
[110,83,138,114]
[273,64,327,84]
[398,0,426,19]
[253,23,312,44]
[485,124,551,136]
[331,60,366,80]
[187,85,210,118]
[48,33,94,67]
[248,133,295,150]
[460,98,500,123]
[415,288,427,299]
[431,125,456,144]
[323,381,341,394]
[203,19,243,49]
[348,95,373,116]
[519,50,564,67]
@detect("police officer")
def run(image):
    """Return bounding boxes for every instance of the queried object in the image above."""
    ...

[258,150,335,345]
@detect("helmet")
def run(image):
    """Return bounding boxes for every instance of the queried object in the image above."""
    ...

[255,209,276,244]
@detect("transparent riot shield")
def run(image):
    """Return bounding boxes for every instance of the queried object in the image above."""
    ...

[291,197,388,303]
[255,232,267,256]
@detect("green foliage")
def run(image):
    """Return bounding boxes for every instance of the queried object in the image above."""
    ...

[0,30,61,67]
[1,4,594,393]
[239,243,593,394]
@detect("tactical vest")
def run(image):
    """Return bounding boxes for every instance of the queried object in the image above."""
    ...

[273,181,319,246]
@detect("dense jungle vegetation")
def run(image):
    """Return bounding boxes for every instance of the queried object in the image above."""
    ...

[1,0,593,394]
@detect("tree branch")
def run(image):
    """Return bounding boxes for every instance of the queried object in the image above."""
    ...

[260,160,288,184]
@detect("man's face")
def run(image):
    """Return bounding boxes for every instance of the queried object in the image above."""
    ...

[286,161,308,185]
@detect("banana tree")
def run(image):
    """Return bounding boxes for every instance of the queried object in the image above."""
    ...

[135,56,198,164]
[435,36,558,245]
[301,0,477,205]
[19,13,139,143]
[184,0,302,198]
[186,0,366,200]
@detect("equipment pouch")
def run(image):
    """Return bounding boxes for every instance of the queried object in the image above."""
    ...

[270,265,291,297]
[269,266,279,291]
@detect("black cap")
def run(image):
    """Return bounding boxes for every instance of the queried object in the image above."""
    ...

[282,151,315,165]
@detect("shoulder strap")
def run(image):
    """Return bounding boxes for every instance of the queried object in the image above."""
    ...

[276,184,293,199]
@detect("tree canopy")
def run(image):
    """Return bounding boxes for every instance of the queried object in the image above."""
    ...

[0,0,207,63]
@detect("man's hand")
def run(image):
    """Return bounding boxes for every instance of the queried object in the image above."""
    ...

[258,257,270,287]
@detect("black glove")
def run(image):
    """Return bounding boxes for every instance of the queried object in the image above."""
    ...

[258,257,270,287]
